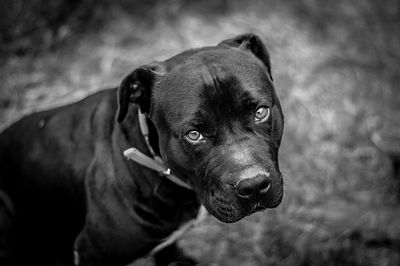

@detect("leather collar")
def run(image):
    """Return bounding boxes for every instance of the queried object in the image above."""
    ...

[123,110,191,190]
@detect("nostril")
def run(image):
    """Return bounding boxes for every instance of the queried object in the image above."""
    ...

[235,174,271,198]
[236,180,255,197]
[258,174,271,193]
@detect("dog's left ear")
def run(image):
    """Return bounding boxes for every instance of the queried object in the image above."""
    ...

[117,62,166,123]
[218,33,273,81]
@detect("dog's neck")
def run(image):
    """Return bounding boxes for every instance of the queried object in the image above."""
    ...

[142,113,162,157]
[123,110,191,189]
[117,105,194,189]
[117,106,158,159]
[116,105,200,220]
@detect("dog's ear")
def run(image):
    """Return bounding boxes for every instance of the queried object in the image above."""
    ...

[117,62,166,122]
[218,33,273,81]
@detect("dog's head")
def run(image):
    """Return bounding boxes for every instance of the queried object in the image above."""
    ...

[117,34,284,223]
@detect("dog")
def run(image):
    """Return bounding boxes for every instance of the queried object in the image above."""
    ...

[0,33,284,265]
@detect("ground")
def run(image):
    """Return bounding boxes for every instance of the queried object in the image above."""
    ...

[0,1,399,265]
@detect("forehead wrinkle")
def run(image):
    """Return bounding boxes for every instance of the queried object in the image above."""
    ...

[200,64,215,88]
[200,69,255,118]
[200,49,269,91]
[153,62,204,124]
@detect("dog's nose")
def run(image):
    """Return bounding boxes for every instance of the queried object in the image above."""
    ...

[235,173,271,198]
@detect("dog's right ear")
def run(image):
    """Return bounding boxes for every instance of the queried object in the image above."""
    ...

[218,33,273,81]
[117,62,166,123]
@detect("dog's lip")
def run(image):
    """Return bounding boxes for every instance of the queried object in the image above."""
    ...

[249,203,267,214]
[203,194,243,223]
[205,194,263,221]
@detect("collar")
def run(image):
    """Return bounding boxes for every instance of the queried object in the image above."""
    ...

[122,110,208,257]
[123,110,191,190]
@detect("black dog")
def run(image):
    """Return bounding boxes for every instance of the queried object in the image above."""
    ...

[0,33,284,266]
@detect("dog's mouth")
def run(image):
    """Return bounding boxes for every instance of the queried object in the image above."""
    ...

[204,198,266,223]
[250,203,267,214]
[201,183,283,223]
[203,197,245,223]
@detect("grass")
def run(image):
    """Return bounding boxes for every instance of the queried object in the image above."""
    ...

[0,1,399,265]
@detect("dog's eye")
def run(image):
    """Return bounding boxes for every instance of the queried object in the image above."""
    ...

[185,130,204,143]
[255,106,270,123]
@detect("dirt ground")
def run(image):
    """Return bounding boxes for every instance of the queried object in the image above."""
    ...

[1,1,399,265]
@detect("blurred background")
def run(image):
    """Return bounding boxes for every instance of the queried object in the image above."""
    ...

[0,0,399,265]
